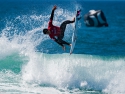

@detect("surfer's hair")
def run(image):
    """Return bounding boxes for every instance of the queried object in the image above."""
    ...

[43,28,48,34]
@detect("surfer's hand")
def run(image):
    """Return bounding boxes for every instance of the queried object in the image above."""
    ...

[53,6,57,10]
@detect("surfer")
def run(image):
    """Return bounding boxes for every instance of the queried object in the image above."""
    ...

[84,10,108,27]
[43,6,75,51]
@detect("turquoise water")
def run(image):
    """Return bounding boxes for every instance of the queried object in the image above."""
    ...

[0,0,125,94]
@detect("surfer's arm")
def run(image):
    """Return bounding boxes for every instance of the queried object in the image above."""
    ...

[50,6,57,20]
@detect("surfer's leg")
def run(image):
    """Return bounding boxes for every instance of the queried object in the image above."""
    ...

[60,19,75,33]
[57,36,70,46]
[57,32,70,46]
[58,19,75,46]
[61,40,70,46]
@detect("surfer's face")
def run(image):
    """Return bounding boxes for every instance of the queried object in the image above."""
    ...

[46,30,50,34]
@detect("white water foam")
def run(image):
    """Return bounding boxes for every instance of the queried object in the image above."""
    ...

[21,53,125,93]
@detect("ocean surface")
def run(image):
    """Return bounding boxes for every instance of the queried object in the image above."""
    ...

[0,0,125,94]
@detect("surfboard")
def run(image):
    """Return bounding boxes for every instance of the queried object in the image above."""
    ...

[70,9,81,54]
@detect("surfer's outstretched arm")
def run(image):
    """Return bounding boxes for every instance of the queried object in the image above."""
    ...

[50,6,57,20]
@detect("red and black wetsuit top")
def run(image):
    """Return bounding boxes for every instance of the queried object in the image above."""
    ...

[48,19,61,40]
[47,8,70,47]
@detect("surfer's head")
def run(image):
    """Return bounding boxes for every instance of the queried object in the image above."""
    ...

[43,28,50,34]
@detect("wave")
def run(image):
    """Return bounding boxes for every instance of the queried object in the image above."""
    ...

[0,50,125,93]
[21,53,125,91]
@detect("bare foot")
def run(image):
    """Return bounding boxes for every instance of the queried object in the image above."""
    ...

[69,44,72,46]
[62,46,65,51]
[72,18,75,23]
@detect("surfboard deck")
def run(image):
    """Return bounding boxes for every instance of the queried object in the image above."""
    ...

[70,9,81,55]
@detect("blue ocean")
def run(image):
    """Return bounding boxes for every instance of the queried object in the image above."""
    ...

[0,0,125,94]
